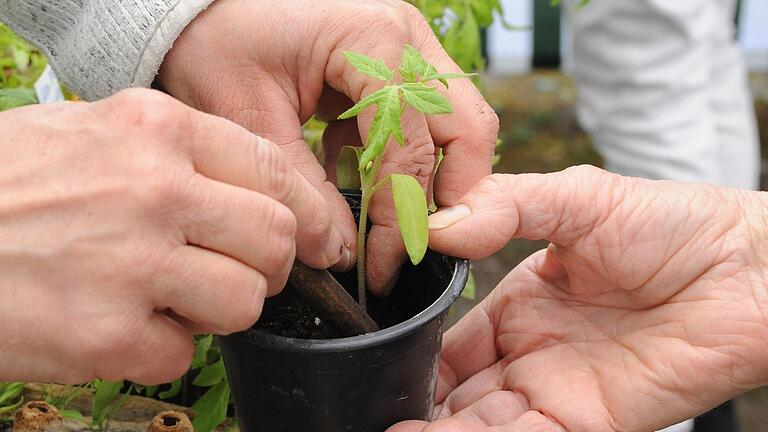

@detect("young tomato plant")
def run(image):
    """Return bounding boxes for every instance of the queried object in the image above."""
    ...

[337,45,474,307]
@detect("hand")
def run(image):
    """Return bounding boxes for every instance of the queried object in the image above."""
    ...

[389,166,768,431]
[157,0,499,294]
[0,89,343,385]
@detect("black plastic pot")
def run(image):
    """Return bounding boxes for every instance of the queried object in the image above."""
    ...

[220,193,469,432]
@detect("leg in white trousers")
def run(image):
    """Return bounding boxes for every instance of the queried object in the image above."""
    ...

[567,0,760,190]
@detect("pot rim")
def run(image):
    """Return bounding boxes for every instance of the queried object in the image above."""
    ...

[227,257,469,353]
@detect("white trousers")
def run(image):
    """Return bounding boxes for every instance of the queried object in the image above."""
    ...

[567,0,760,190]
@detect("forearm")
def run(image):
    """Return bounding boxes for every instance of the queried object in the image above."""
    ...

[0,0,214,100]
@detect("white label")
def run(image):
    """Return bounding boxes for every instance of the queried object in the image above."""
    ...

[34,65,65,104]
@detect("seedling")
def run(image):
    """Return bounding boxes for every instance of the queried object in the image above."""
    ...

[337,45,474,307]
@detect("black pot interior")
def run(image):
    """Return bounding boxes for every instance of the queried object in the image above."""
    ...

[256,250,457,339]
[254,191,459,340]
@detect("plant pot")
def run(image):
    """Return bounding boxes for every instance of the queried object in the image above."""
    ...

[219,192,469,432]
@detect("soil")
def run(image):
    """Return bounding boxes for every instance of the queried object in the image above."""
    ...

[254,191,453,340]
[254,189,457,340]
[254,257,445,339]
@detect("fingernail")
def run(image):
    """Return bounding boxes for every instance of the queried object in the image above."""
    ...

[339,244,353,270]
[326,227,347,267]
[428,204,472,230]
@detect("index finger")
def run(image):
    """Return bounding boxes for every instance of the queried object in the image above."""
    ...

[405,7,500,206]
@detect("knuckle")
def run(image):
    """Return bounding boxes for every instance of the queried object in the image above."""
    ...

[227,279,267,333]
[561,164,607,182]
[390,132,435,179]
[124,152,189,214]
[356,3,411,44]
[133,170,186,213]
[107,89,187,136]
[252,138,295,202]
[259,203,297,269]
[474,102,501,138]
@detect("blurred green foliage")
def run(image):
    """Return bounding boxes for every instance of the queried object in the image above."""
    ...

[0,23,44,109]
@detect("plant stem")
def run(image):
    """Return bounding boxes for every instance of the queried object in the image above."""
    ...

[356,192,371,309]
[356,154,385,309]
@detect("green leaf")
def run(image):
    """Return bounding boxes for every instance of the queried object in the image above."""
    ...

[391,174,429,265]
[399,44,431,83]
[359,86,403,169]
[0,88,37,111]
[336,146,363,190]
[462,271,477,301]
[193,359,226,387]
[401,83,453,115]
[0,398,23,416]
[342,51,394,82]
[0,382,24,406]
[0,382,24,415]
[338,86,392,120]
[91,380,123,424]
[158,379,182,400]
[192,334,214,369]
[61,409,86,422]
[191,381,230,432]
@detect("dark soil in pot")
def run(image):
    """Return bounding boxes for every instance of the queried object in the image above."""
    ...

[220,192,469,432]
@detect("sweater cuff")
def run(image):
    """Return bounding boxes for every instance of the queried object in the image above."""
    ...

[133,0,214,90]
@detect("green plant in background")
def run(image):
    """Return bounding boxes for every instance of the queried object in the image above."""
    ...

[337,45,474,308]
[410,0,509,72]
[0,23,45,110]
[0,382,24,422]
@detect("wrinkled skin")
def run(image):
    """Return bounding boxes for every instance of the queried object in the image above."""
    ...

[0,89,340,385]
[158,0,499,294]
[389,166,768,432]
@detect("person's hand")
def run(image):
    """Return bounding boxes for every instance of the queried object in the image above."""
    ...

[157,0,499,294]
[389,166,768,431]
[0,89,345,385]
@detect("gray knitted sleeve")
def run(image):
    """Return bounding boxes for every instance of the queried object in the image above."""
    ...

[0,0,214,100]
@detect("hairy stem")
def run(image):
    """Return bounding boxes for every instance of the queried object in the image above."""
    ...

[356,155,385,309]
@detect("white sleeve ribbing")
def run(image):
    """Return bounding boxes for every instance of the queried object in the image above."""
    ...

[0,0,214,100]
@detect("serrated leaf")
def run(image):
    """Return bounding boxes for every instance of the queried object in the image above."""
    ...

[400,44,431,83]
[191,381,230,432]
[359,86,402,169]
[338,86,391,120]
[401,83,453,115]
[391,174,429,265]
[337,146,363,189]
[343,51,394,82]
[158,379,182,400]
[61,409,86,422]
[193,358,226,387]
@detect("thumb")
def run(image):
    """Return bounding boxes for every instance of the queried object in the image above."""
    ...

[427,166,622,259]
